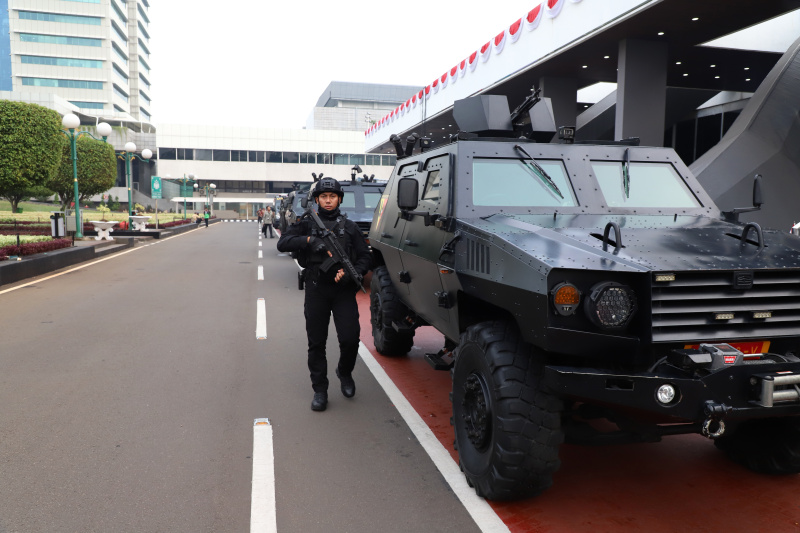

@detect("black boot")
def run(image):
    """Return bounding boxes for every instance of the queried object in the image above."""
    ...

[336,368,355,398]
[311,392,328,411]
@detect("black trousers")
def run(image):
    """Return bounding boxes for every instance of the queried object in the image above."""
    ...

[303,279,360,393]
[262,223,274,237]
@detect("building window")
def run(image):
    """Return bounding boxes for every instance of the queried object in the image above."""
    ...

[113,64,128,85]
[19,11,102,25]
[139,90,151,104]
[266,151,282,163]
[69,101,104,110]
[231,150,247,161]
[139,73,150,90]
[137,4,150,24]
[112,42,128,64]
[178,148,193,160]
[283,152,299,164]
[350,154,365,165]
[62,0,101,3]
[249,151,265,162]
[138,22,150,40]
[317,153,332,164]
[366,154,381,166]
[21,55,103,68]
[213,150,230,161]
[112,84,129,102]
[382,155,397,166]
[113,104,125,113]
[196,149,212,161]
[139,56,150,74]
[139,38,150,58]
[334,154,349,165]
[159,148,176,160]
[110,0,127,23]
[23,77,103,89]
[140,108,151,121]
[111,20,127,43]
[300,153,316,164]
[20,33,102,47]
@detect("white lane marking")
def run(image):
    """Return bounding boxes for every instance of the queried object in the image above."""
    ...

[258,250,263,259]
[358,343,510,533]
[256,298,267,339]
[251,418,277,533]
[0,229,197,296]
[257,266,264,281]
[259,242,262,247]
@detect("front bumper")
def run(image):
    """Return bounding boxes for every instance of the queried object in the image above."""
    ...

[544,360,800,423]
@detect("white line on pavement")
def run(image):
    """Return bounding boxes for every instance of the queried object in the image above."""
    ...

[257,265,264,281]
[258,250,263,259]
[259,242,262,247]
[358,343,510,533]
[256,298,267,339]
[251,418,277,533]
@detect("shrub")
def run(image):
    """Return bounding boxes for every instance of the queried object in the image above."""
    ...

[0,238,72,260]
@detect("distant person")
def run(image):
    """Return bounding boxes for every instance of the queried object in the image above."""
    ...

[262,206,275,238]
[203,209,210,227]
[193,212,201,226]
[257,208,264,226]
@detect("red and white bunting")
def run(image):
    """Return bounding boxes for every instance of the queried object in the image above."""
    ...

[508,18,522,44]
[468,51,478,72]
[493,30,506,54]
[525,4,543,30]
[424,85,431,100]
[546,0,565,18]
[480,41,491,63]
[432,78,440,94]
[449,65,459,85]
[459,58,467,77]
[412,93,418,108]
[440,72,448,89]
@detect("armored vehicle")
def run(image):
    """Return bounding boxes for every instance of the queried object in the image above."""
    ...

[278,186,310,232]
[368,93,800,500]
[337,178,386,237]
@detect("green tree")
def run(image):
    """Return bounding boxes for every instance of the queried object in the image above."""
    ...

[49,135,117,211]
[0,101,63,212]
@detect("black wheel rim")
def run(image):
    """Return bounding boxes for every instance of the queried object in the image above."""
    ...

[461,371,492,451]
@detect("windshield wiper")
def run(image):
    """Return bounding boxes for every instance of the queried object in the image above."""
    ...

[622,148,631,198]
[513,144,564,199]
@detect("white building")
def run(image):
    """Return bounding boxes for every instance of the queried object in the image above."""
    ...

[3,0,152,121]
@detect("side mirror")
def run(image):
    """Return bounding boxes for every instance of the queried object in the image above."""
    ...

[753,174,763,208]
[397,177,419,211]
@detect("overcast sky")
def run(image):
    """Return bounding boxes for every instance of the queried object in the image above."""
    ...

[148,1,536,129]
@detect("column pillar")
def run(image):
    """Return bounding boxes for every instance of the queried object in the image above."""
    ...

[615,39,668,146]
[539,76,578,130]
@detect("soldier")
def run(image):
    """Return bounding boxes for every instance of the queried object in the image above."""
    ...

[277,177,372,411]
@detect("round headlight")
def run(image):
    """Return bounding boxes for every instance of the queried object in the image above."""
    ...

[585,281,637,329]
[656,384,677,405]
[551,282,581,316]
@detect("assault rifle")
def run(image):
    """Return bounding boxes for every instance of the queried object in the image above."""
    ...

[308,208,366,293]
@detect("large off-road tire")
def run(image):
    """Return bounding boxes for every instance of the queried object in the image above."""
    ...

[370,266,414,356]
[714,417,800,474]
[451,321,563,500]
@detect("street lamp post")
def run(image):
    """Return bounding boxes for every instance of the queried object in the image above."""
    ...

[59,114,112,238]
[194,182,216,215]
[122,142,153,229]
[165,173,195,219]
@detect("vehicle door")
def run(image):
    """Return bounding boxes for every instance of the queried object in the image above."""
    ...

[399,155,451,327]
[371,163,417,297]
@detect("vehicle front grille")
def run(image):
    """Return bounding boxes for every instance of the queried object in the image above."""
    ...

[651,270,800,342]
[356,221,371,235]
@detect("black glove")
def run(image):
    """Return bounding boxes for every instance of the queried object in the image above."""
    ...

[306,236,328,254]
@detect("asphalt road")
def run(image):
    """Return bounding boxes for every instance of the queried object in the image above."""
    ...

[0,222,481,533]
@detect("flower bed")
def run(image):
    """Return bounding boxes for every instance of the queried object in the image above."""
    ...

[0,238,72,261]
[146,218,196,229]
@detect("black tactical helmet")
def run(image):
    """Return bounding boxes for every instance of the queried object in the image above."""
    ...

[312,177,344,200]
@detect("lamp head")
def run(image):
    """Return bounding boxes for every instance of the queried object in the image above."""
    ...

[97,122,112,137]
[62,113,80,130]
[210,183,216,189]
[124,141,136,152]
[141,148,153,160]
[193,183,198,189]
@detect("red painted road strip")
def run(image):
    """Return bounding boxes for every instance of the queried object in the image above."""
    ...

[355,291,800,532]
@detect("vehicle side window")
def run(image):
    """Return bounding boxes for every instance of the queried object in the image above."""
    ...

[421,170,441,202]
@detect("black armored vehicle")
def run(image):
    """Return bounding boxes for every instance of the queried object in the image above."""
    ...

[337,173,386,237]
[368,93,800,500]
